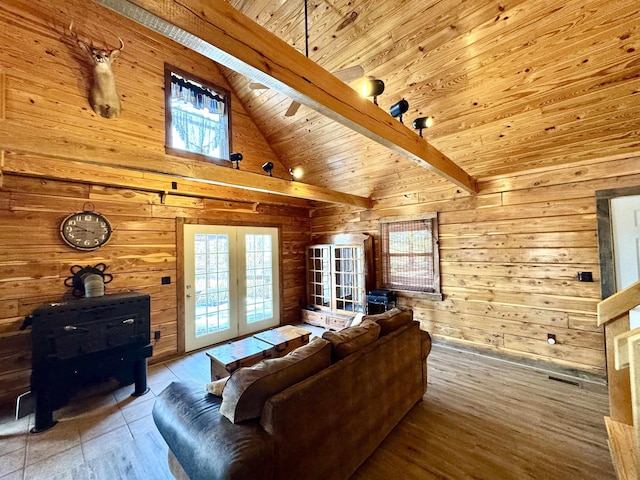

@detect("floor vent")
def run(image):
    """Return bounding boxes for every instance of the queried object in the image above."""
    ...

[548,376,581,387]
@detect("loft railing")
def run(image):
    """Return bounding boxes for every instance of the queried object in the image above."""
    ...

[597,279,640,479]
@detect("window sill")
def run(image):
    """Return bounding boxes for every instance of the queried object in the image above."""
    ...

[165,146,232,167]
[395,290,443,302]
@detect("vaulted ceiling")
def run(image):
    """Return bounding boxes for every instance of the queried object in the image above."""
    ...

[221,0,640,199]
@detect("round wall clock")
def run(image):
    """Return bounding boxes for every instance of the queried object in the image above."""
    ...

[60,211,113,251]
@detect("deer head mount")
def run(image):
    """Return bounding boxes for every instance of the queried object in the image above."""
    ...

[69,21,123,119]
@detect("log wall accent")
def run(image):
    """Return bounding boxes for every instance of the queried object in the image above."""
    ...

[0,0,311,407]
[0,0,636,406]
[311,156,640,377]
[0,0,371,208]
[0,173,311,407]
[0,0,288,174]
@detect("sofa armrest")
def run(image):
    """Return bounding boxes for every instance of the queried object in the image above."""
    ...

[421,330,432,359]
[153,381,274,480]
[420,330,432,393]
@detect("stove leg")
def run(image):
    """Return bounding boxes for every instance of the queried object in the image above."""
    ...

[132,358,149,397]
[31,395,57,433]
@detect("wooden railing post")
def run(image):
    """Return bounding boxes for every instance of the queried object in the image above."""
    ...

[598,280,640,479]
[629,333,640,476]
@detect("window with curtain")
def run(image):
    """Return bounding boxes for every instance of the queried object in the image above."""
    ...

[380,214,441,297]
[165,64,231,162]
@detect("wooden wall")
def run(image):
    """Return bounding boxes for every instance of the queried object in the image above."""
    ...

[1,0,637,407]
[311,156,640,378]
[0,0,311,407]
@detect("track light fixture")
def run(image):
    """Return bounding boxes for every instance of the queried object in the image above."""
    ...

[262,161,274,176]
[230,152,243,169]
[288,167,303,181]
[390,99,409,123]
[412,116,434,137]
[362,78,385,105]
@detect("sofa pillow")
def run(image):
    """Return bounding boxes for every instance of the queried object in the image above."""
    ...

[205,376,229,396]
[362,307,413,336]
[322,320,380,360]
[347,312,364,328]
[220,337,331,424]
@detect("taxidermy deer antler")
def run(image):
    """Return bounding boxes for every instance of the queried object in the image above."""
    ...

[69,21,124,119]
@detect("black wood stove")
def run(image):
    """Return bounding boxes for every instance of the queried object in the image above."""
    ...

[23,292,153,433]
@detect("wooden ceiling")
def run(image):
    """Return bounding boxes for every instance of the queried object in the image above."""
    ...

[221,0,640,198]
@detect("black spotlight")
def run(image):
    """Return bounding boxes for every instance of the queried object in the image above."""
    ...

[390,99,409,123]
[230,152,243,169]
[362,78,385,105]
[262,161,274,176]
[412,116,434,137]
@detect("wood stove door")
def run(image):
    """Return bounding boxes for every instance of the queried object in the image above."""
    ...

[52,314,144,359]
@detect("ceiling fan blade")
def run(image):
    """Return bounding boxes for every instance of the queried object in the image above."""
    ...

[333,65,364,83]
[285,101,301,117]
[249,82,268,90]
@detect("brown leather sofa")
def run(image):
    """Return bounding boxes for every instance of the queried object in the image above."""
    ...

[153,309,431,480]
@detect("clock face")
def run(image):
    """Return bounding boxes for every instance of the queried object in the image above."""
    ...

[60,211,112,251]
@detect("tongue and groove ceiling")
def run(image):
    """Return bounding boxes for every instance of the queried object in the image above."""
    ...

[220,0,640,198]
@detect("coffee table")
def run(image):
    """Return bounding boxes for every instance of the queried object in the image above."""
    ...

[253,325,311,357]
[206,325,312,380]
[206,336,273,380]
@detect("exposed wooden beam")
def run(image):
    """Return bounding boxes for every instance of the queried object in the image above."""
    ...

[95,0,477,194]
[0,121,372,208]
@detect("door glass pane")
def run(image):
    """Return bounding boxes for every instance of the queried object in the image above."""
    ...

[308,246,330,307]
[334,246,364,313]
[245,234,274,324]
[194,233,230,337]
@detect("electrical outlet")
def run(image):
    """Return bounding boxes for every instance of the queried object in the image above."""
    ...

[577,271,593,282]
[161,276,171,285]
[547,333,556,345]
[154,330,161,340]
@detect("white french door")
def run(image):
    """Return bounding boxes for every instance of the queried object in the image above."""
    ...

[183,225,280,352]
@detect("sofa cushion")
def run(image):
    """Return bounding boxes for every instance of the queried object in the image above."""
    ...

[322,320,380,360]
[363,307,413,336]
[153,381,274,480]
[205,376,229,396]
[220,337,331,424]
[347,312,364,328]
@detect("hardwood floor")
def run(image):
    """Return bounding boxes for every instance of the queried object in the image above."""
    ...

[0,343,614,479]
[352,345,614,480]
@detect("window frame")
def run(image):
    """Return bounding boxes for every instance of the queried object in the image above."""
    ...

[379,213,443,301]
[307,243,366,315]
[183,223,281,352]
[164,64,233,166]
[306,234,374,315]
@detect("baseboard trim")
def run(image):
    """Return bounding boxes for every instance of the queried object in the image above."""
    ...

[431,338,607,386]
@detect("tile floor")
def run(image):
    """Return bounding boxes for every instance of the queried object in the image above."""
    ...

[0,324,326,480]
[0,352,212,480]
